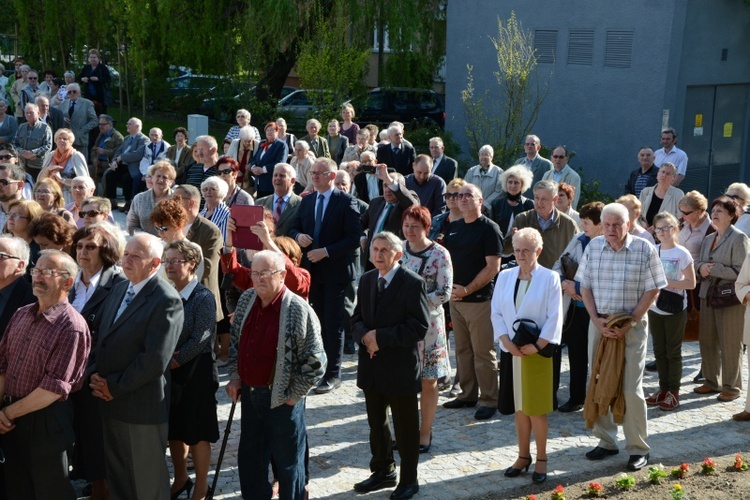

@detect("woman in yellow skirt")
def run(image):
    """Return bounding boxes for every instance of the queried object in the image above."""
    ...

[491,227,563,484]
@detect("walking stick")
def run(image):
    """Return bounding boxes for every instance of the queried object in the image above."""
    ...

[207,399,237,500]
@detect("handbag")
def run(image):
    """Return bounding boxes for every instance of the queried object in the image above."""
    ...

[708,281,741,309]
[171,355,201,407]
[560,253,579,281]
[656,289,684,314]
[512,318,556,358]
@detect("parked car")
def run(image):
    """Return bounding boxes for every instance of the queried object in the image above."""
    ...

[199,85,296,122]
[163,75,231,112]
[346,87,445,129]
[276,89,340,133]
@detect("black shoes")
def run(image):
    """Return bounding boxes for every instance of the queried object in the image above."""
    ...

[645,360,657,371]
[354,471,397,493]
[419,433,432,454]
[171,477,193,500]
[693,369,705,383]
[474,406,497,420]
[344,340,357,354]
[314,377,341,394]
[390,482,419,499]
[504,456,531,477]
[585,446,619,460]
[558,401,584,413]
[532,458,547,484]
[627,453,649,471]
[442,398,477,409]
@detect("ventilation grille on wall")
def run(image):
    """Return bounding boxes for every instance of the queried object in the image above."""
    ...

[534,29,558,64]
[605,30,634,68]
[568,29,594,65]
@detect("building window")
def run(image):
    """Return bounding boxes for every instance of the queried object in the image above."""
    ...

[605,30,634,68]
[534,29,558,64]
[568,29,594,66]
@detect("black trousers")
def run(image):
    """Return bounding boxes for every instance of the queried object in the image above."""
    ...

[309,281,349,380]
[363,389,419,485]
[1,399,76,500]
[103,167,133,204]
[553,304,590,406]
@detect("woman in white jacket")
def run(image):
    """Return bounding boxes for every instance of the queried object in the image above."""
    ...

[491,227,562,485]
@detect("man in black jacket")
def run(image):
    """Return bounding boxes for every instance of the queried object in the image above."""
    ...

[623,147,658,197]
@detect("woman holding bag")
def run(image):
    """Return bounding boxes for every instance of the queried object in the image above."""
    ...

[491,227,563,485]
[645,212,695,411]
[694,196,750,402]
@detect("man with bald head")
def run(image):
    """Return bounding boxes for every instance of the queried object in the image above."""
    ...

[255,163,302,237]
[405,154,445,216]
[90,233,184,499]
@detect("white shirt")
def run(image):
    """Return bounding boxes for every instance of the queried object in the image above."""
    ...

[366,173,380,201]
[654,146,688,176]
[178,277,199,301]
[431,155,444,174]
[72,269,103,312]
[378,263,401,288]
[314,188,333,219]
[174,146,185,165]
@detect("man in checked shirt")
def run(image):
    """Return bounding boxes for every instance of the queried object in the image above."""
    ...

[0,249,90,499]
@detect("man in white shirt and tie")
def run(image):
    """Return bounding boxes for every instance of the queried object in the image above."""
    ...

[428,137,458,186]
[255,163,302,237]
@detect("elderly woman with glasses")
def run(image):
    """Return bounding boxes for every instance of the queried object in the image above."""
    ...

[34,177,75,224]
[62,175,95,226]
[126,160,175,236]
[491,165,534,264]
[216,157,254,208]
[638,162,685,232]
[200,176,231,243]
[150,199,206,279]
[164,239,219,500]
[69,223,126,500]
[79,197,114,227]
[37,129,89,204]
[5,199,43,269]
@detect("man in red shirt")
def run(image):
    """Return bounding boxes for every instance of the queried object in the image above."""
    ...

[0,249,90,499]
[226,250,326,499]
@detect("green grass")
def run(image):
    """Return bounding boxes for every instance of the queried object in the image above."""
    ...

[107,106,231,142]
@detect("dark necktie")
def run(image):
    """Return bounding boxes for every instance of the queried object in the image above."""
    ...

[150,143,157,164]
[377,203,394,234]
[313,193,325,244]
[68,100,76,118]
[311,140,318,154]
[274,197,284,222]
[377,277,386,300]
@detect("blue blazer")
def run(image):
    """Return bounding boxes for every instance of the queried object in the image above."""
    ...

[289,188,362,284]
[251,139,289,193]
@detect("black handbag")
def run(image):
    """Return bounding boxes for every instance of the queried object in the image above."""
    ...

[656,289,684,314]
[171,355,201,407]
[708,281,741,309]
[512,318,556,358]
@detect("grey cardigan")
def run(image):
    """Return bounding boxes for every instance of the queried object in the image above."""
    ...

[696,225,750,299]
[228,287,327,408]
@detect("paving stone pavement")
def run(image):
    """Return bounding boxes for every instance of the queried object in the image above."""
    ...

[199,340,750,499]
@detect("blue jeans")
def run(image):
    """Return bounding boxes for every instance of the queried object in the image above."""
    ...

[238,385,306,500]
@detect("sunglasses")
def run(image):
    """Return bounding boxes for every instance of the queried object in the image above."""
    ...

[154,226,169,232]
[443,192,459,199]
[0,179,19,186]
[680,209,694,216]
[75,243,99,252]
[79,210,102,218]
[0,155,14,161]
[552,155,566,159]
[218,169,233,175]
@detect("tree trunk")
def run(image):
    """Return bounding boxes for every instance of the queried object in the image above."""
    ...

[376,0,385,86]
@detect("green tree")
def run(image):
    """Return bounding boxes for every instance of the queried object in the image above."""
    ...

[460,12,549,168]
[295,1,370,121]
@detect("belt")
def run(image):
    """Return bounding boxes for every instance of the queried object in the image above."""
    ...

[2,395,19,406]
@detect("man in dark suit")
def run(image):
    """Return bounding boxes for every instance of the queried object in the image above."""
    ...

[289,157,361,394]
[376,125,416,177]
[515,134,553,196]
[361,166,419,270]
[428,137,458,186]
[255,163,302,237]
[0,235,35,339]
[353,151,383,204]
[352,232,429,500]
[91,114,124,188]
[89,233,184,500]
[104,117,149,212]
[299,119,330,159]
[36,95,64,138]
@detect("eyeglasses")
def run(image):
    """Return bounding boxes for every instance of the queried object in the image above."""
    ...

[67,90,78,94]
[30,268,69,278]
[524,142,536,146]
[163,259,188,266]
[153,174,173,181]
[0,154,15,160]
[79,210,102,218]
[309,170,332,177]
[98,122,110,126]
[680,209,694,216]
[250,269,283,280]
[218,169,233,175]
[0,252,19,261]
[26,77,38,80]
[154,226,169,232]
[201,187,218,193]
[456,193,476,199]
[0,179,19,186]
[7,214,28,220]
[75,243,99,252]
[552,155,566,159]
[443,192,459,199]
[654,225,674,233]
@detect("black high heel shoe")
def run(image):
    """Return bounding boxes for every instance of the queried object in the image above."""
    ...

[504,456,532,477]
[532,458,547,484]
[419,433,433,454]
[171,477,194,500]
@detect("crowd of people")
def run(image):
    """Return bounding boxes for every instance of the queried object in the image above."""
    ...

[1,51,750,500]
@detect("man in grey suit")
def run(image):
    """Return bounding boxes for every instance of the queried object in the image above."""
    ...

[60,83,98,154]
[89,233,184,500]
[256,163,302,237]
[516,134,553,196]
[103,117,149,212]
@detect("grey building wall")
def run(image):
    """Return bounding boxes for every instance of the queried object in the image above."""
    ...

[445,0,750,197]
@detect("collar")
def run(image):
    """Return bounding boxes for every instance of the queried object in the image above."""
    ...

[32,299,71,322]
[536,208,557,224]
[315,187,333,200]
[75,268,103,290]
[605,233,634,252]
[378,264,400,285]
[128,272,158,296]
[178,277,199,301]
[273,193,291,204]
[258,284,286,310]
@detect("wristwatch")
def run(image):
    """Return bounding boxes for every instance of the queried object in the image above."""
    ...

[630,319,638,328]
